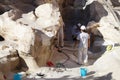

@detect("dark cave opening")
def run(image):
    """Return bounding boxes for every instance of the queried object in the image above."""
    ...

[60,1,108,53]
[0,35,5,41]
[61,1,108,27]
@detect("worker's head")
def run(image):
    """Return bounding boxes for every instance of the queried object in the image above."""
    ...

[80,25,86,31]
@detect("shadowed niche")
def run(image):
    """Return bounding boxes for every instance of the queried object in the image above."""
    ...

[0,35,5,41]
[110,0,120,7]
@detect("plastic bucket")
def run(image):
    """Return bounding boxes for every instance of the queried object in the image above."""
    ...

[13,73,22,80]
[80,68,87,77]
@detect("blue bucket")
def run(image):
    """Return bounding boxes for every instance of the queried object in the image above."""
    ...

[80,68,87,77]
[13,73,22,80]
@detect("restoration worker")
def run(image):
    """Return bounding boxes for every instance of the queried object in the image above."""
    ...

[77,25,90,65]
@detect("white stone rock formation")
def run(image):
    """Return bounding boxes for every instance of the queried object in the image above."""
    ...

[0,0,63,72]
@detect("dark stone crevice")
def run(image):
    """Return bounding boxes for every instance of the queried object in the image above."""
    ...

[61,1,107,39]
[0,35,5,41]
[110,0,120,7]
[60,1,107,53]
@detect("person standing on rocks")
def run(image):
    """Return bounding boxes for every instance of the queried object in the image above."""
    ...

[77,25,90,65]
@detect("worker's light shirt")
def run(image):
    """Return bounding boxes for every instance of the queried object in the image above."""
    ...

[77,32,90,48]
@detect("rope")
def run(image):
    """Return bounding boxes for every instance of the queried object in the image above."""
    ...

[60,50,70,64]
[57,47,79,65]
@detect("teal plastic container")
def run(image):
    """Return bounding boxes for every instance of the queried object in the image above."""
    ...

[80,68,87,77]
[13,73,22,80]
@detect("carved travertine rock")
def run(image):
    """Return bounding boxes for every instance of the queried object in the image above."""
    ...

[0,0,63,71]
[0,1,120,78]
[0,42,19,73]
[92,0,120,43]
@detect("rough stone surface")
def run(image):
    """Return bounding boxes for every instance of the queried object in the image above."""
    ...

[89,46,120,80]
[0,0,63,72]
[0,1,120,80]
